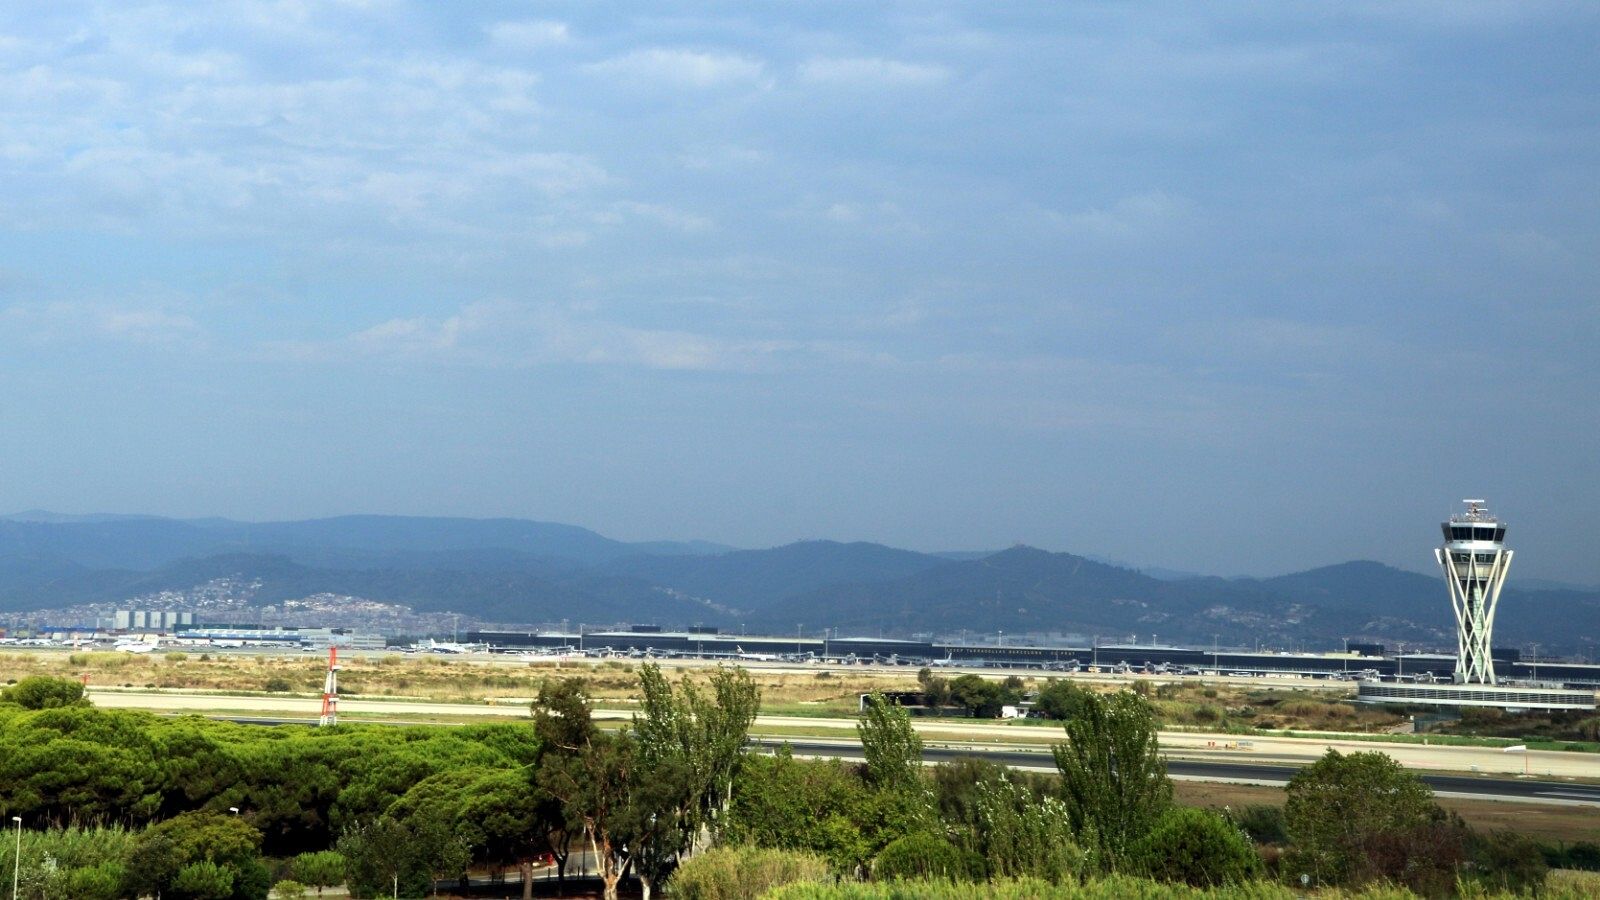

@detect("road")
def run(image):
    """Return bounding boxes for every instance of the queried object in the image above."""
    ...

[87,688,1597,778]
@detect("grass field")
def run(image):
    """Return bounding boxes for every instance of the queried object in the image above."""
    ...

[1173,779,1600,844]
[3,649,1593,752]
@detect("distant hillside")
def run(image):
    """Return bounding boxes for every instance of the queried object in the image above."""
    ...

[603,540,950,610]
[747,548,1600,653]
[1,513,1596,653]
[0,513,728,571]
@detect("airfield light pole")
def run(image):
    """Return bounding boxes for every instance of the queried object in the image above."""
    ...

[1531,643,1539,681]
[797,624,803,655]
[1213,635,1219,673]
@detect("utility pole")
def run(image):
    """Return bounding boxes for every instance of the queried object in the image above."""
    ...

[1212,634,1219,673]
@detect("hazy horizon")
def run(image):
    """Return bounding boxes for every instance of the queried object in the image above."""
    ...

[2,4,1595,583]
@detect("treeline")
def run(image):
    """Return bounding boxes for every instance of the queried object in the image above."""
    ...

[2,673,1594,899]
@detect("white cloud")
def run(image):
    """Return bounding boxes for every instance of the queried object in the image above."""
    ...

[586,48,767,89]
[1,302,201,346]
[487,20,571,49]
[798,56,950,87]
[274,299,869,373]
[612,201,713,233]
[1057,191,1193,239]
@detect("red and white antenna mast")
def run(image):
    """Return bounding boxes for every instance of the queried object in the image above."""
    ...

[319,646,340,726]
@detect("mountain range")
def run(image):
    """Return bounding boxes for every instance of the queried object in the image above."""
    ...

[2,512,1596,654]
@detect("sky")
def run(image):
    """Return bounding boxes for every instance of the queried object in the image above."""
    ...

[0,2,1596,581]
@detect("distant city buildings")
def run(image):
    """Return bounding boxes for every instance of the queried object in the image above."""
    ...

[107,609,195,630]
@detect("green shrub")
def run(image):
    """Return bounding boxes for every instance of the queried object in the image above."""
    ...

[1471,830,1547,895]
[262,677,294,693]
[765,874,1302,898]
[172,860,234,899]
[272,880,308,900]
[668,846,831,900]
[289,850,345,895]
[1,675,86,709]
[57,863,125,900]
[1130,807,1261,887]
[873,833,982,882]
[1229,806,1286,845]
[166,652,189,663]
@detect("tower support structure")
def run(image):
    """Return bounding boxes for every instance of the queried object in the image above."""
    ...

[319,646,340,726]
[1436,500,1512,685]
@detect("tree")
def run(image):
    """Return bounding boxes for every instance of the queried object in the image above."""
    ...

[628,664,761,899]
[947,675,999,718]
[972,771,1083,883]
[289,851,345,897]
[533,677,637,900]
[1033,680,1093,721]
[1129,807,1261,887]
[1051,689,1171,869]
[1283,749,1442,887]
[726,749,907,875]
[172,860,235,900]
[124,810,265,900]
[335,817,432,900]
[1,676,86,709]
[857,693,924,794]
[916,669,952,710]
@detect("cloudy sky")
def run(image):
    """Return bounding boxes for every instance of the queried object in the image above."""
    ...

[1,1,1595,580]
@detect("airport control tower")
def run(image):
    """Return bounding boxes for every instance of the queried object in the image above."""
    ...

[1437,500,1512,684]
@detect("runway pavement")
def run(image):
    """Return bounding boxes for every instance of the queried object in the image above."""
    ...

[86,687,1600,787]
[762,739,1600,806]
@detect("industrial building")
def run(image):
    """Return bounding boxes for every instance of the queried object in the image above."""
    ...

[465,629,1600,691]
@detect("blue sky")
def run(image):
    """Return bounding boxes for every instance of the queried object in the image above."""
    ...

[1,2,1596,580]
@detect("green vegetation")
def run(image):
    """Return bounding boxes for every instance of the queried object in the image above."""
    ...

[0,673,1580,899]
[669,846,832,900]
[0,673,86,708]
[1054,689,1172,868]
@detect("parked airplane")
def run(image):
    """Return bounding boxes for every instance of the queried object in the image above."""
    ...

[114,638,160,654]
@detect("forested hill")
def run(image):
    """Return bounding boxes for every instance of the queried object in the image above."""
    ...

[1,513,1596,652]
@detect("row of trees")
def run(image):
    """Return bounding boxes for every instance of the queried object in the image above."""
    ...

[1,671,1573,897]
[0,668,760,900]
[731,689,1557,896]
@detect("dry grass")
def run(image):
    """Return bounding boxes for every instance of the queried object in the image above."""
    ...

[1173,779,1600,844]
[0,650,925,711]
[0,651,1411,733]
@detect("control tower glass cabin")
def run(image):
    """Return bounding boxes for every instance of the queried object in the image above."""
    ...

[1436,500,1511,685]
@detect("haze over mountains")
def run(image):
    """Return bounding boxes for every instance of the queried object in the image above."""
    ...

[1,512,1596,655]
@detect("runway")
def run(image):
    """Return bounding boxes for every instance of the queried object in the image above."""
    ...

[762,740,1600,807]
[81,685,1600,803]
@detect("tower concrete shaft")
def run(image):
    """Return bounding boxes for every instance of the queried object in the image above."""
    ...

[1436,500,1512,685]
